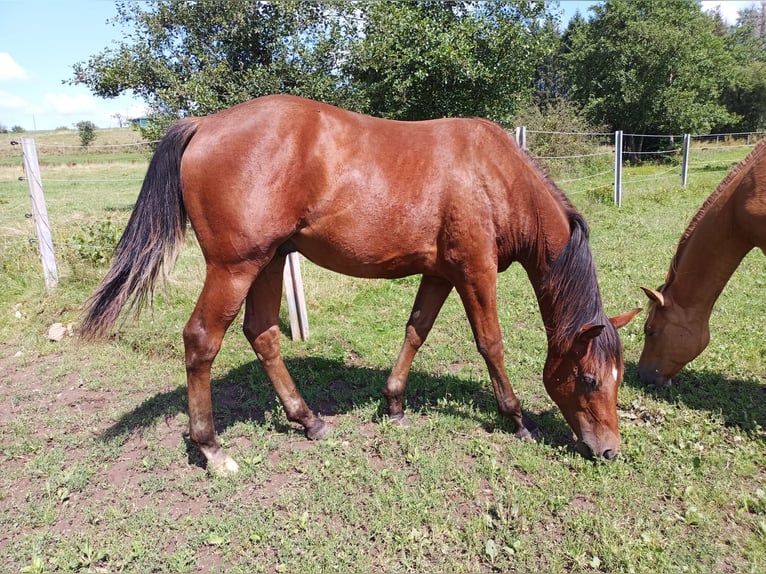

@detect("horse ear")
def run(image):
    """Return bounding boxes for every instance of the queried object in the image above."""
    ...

[609,307,642,329]
[577,323,605,342]
[641,286,665,307]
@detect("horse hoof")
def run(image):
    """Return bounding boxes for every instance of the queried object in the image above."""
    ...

[514,427,533,440]
[514,415,540,440]
[307,419,333,441]
[389,413,412,428]
[209,454,240,477]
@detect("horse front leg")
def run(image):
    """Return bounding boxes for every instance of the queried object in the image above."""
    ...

[243,257,331,440]
[384,275,452,426]
[184,265,254,476]
[456,274,535,439]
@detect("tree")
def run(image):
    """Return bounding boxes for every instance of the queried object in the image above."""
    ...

[71,1,559,133]
[564,0,736,153]
[531,12,574,108]
[344,1,556,124]
[76,121,97,147]
[71,0,356,139]
[719,61,766,132]
[111,113,127,128]
[717,2,766,131]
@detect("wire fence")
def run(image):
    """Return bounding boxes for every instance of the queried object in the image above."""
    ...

[518,128,765,204]
[1,136,315,336]
[1,139,160,264]
[2,128,764,260]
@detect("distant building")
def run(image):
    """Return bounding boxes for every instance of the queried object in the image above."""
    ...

[130,117,150,128]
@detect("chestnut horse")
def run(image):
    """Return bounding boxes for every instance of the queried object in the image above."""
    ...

[638,138,766,387]
[81,95,638,474]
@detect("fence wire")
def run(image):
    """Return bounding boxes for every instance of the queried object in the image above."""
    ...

[2,128,764,260]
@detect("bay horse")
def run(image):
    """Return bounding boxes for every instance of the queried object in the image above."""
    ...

[638,138,766,387]
[81,95,638,474]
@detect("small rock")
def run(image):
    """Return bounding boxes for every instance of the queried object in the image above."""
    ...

[48,322,67,342]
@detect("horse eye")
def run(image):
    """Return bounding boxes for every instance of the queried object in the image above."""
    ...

[581,374,598,390]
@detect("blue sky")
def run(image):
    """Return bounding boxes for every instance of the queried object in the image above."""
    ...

[0,0,756,131]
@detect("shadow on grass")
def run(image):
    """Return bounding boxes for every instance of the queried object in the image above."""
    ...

[99,355,571,454]
[623,360,766,436]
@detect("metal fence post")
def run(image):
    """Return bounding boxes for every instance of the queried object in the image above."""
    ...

[613,130,623,206]
[681,133,691,188]
[514,126,527,150]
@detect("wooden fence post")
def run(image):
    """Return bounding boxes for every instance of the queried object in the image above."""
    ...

[283,252,309,341]
[20,137,58,289]
[613,130,623,206]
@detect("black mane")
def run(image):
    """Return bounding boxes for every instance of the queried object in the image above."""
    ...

[541,212,620,362]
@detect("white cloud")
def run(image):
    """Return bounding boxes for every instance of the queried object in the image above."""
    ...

[124,103,147,119]
[700,1,756,24]
[0,90,31,111]
[42,92,97,116]
[0,53,28,81]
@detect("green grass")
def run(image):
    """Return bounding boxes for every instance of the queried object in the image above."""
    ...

[0,133,764,573]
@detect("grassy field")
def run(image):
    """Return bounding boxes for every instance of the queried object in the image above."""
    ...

[0,128,764,573]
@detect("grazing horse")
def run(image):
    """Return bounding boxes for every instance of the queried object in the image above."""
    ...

[638,138,766,387]
[81,95,638,474]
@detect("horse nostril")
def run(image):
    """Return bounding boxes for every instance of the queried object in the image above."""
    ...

[637,367,656,384]
[601,449,618,461]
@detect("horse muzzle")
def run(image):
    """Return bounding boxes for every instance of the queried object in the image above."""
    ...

[574,429,621,461]
[636,364,673,388]
[575,440,620,461]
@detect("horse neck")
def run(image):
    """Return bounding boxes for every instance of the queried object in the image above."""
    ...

[513,189,571,284]
[665,186,753,318]
[515,196,597,351]
[494,149,605,350]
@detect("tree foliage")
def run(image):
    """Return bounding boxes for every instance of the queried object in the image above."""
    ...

[71,0,356,138]
[72,0,556,134]
[564,0,736,151]
[718,3,766,131]
[344,1,556,124]
[76,121,97,147]
[71,0,765,142]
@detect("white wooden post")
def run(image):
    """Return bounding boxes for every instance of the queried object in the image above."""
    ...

[681,133,691,188]
[20,137,58,289]
[613,130,623,206]
[283,252,309,341]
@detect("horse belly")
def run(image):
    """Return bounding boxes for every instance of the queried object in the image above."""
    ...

[290,232,437,279]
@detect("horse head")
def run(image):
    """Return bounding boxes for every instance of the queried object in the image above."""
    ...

[637,286,710,387]
[542,309,640,460]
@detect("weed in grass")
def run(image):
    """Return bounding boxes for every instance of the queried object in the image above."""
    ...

[585,184,614,204]
[166,548,197,573]
[68,217,121,265]
[19,556,45,574]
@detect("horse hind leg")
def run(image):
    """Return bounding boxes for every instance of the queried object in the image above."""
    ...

[184,265,256,476]
[243,256,331,440]
[384,275,452,426]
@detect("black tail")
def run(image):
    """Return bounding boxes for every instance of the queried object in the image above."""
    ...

[80,119,199,339]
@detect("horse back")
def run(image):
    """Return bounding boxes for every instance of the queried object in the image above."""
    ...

[178,95,551,277]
